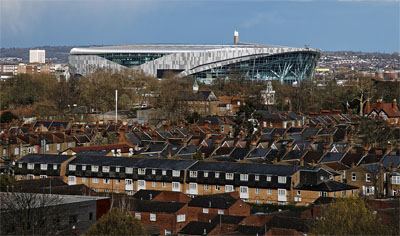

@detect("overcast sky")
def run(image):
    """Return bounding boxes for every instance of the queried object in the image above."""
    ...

[1,0,399,52]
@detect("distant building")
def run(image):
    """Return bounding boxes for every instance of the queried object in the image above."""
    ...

[69,32,320,84]
[260,81,276,105]
[29,49,46,64]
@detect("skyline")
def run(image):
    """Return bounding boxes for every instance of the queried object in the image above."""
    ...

[1,0,399,53]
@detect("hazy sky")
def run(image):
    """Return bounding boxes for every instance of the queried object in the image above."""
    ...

[1,0,399,52]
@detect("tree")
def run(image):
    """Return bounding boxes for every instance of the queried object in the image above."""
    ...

[0,192,65,235]
[0,111,18,123]
[311,198,395,235]
[85,208,146,236]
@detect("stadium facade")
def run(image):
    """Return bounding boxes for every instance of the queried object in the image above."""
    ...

[69,34,320,84]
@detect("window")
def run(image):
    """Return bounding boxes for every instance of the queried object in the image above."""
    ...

[278,176,286,184]
[189,183,197,190]
[177,214,186,222]
[203,208,209,214]
[150,213,156,222]
[81,165,86,171]
[189,171,198,178]
[115,167,120,172]
[172,170,180,177]
[267,189,272,195]
[135,213,141,220]
[56,143,61,151]
[27,174,34,180]
[391,176,400,184]
[366,173,371,182]
[91,165,99,172]
[151,181,156,187]
[102,166,110,173]
[204,171,208,177]
[103,178,110,184]
[152,169,156,175]
[53,164,57,170]
[45,145,50,151]
[297,190,301,196]
[39,175,47,179]
[278,189,286,196]
[40,164,47,170]
[82,177,87,183]
[165,230,172,236]
[138,168,146,175]
[172,182,180,191]
[14,148,19,155]
[320,191,328,197]
[68,176,76,185]
[255,175,260,181]
[255,188,260,194]
[204,184,209,190]
[162,170,167,175]
[27,163,34,170]
[226,173,234,180]
[215,185,221,191]
[266,176,271,182]
[138,180,145,187]
[215,172,220,178]
[218,210,224,215]
[69,164,76,171]
[225,185,234,192]
[352,173,356,181]
[93,178,98,184]
[126,167,133,174]
[18,163,22,168]
[240,174,248,181]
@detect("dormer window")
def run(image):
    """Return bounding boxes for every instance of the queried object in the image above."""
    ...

[172,170,180,177]
[189,171,198,178]
[204,171,208,177]
[18,163,22,168]
[115,167,120,173]
[255,175,260,181]
[69,164,76,171]
[91,165,99,172]
[53,164,57,170]
[102,166,110,173]
[278,176,286,184]
[152,169,156,175]
[40,164,47,170]
[81,165,86,171]
[240,174,248,181]
[215,172,220,178]
[126,167,133,174]
[138,168,146,175]
[266,176,271,182]
[366,173,371,182]
[225,173,234,180]
[27,163,34,170]
[162,170,166,176]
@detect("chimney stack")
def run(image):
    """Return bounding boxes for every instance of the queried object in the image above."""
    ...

[234,30,239,45]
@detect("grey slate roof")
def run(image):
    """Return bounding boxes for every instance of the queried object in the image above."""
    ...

[18,154,72,164]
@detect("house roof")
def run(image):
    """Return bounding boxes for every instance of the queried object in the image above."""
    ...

[295,180,358,192]
[188,193,238,209]
[365,101,400,118]
[131,199,185,213]
[178,221,216,235]
[189,161,298,176]
[17,154,72,164]
[133,190,162,200]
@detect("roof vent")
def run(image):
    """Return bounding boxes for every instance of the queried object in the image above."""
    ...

[234,30,239,45]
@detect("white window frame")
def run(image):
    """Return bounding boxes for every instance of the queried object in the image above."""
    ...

[218,209,224,215]
[39,175,47,179]
[18,163,22,168]
[81,165,86,171]
[152,169,156,175]
[204,184,209,190]
[352,172,357,181]
[162,170,167,175]
[202,208,209,214]
[115,167,120,172]
[255,188,260,194]
[91,165,99,172]
[92,178,99,184]
[40,164,47,170]
[134,212,141,220]
[240,174,248,181]
[150,213,156,222]
[176,214,186,223]
[189,171,198,178]
[69,164,76,171]
[27,163,34,170]
[225,173,234,180]
[126,167,133,174]
[215,172,220,178]
[56,143,61,151]
[53,164,57,170]
[152,181,156,187]
[255,175,260,181]
[204,171,209,178]
[68,176,76,185]
[172,170,180,177]
[225,185,234,192]
[365,173,371,183]
[102,166,110,173]
[138,180,146,188]
[138,168,146,175]
[267,189,272,195]
[172,182,180,192]
[278,176,287,184]
[266,176,271,182]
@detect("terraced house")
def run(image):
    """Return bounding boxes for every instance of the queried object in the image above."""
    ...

[14,154,358,205]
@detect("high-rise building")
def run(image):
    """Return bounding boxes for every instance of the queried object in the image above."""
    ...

[29,49,46,64]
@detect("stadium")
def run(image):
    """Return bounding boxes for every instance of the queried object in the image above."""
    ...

[69,33,320,84]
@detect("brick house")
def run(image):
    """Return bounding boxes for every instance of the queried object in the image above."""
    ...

[364,99,400,125]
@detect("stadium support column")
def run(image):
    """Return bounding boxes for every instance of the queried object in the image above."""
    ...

[115,90,118,124]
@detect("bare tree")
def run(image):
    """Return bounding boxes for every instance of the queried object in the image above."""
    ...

[0,192,67,235]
